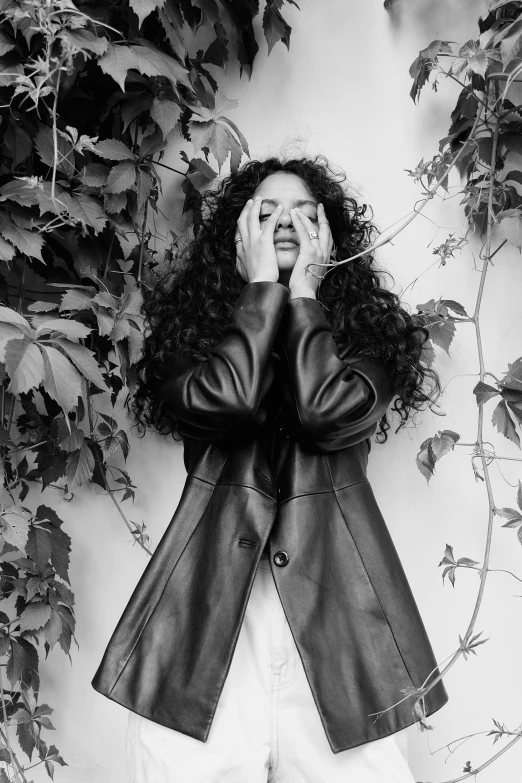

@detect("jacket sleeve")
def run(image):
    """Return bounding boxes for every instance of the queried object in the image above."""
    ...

[278,296,395,447]
[155,281,289,434]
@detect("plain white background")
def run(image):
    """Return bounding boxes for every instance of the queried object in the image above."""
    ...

[20,1,522,780]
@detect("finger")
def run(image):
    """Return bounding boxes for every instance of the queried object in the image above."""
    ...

[317,203,332,260]
[290,208,311,247]
[293,208,320,250]
[237,199,252,244]
[260,203,283,239]
[247,196,262,238]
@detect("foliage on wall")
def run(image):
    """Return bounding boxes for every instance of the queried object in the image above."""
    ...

[358,0,522,778]
[0,0,300,779]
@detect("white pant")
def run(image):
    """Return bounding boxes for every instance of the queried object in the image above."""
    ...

[126,553,415,783]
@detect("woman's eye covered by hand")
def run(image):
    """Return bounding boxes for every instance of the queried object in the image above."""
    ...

[259,209,319,224]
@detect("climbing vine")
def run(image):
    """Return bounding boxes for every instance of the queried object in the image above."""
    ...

[0,0,299,779]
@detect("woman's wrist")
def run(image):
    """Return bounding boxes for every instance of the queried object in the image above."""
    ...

[289,286,316,300]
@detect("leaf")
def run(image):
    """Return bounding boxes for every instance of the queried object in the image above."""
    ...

[0,306,32,332]
[60,29,109,56]
[430,429,460,460]
[40,345,83,415]
[150,97,181,137]
[53,338,109,392]
[4,122,32,167]
[26,526,52,571]
[36,319,91,341]
[98,43,190,92]
[66,193,107,234]
[104,162,137,194]
[0,31,15,57]
[452,40,488,78]
[35,125,75,178]
[19,602,52,632]
[500,18,522,66]
[80,164,110,187]
[66,443,95,489]
[0,214,44,261]
[497,507,522,527]
[4,338,45,395]
[263,0,293,54]
[427,318,456,355]
[27,300,58,313]
[1,507,31,550]
[136,170,152,210]
[129,0,165,27]
[496,209,522,249]
[59,287,96,312]
[92,139,135,161]
[473,381,499,405]
[40,609,63,650]
[0,236,15,261]
[96,44,138,91]
[492,400,520,447]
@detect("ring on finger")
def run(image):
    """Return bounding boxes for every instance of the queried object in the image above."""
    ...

[308,231,319,239]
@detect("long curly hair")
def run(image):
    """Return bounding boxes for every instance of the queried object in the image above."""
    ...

[129,155,441,443]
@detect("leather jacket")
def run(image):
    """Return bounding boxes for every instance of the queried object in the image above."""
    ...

[91,281,448,753]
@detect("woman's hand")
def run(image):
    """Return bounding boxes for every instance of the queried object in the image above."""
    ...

[235,196,283,284]
[288,203,334,298]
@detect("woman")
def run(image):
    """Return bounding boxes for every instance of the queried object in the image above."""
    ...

[92,155,449,782]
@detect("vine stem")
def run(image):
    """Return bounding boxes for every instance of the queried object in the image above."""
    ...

[432,733,522,783]
[0,665,25,783]
[310,99,485,281]
[84,379,153,556]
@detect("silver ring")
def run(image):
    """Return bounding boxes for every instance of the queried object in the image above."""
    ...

[235,238,243,244]
[308,231,318,239]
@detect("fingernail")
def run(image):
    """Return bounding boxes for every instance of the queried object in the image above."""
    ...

[247,199,253,204]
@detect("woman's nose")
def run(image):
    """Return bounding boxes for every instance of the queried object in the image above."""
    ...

[277,210,293,229]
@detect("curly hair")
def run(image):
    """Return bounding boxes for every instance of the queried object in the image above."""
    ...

[128,154,441,444]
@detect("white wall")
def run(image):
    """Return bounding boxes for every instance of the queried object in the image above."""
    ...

[26,1,522,780]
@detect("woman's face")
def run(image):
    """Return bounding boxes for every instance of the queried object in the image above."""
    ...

[251,172,319,280]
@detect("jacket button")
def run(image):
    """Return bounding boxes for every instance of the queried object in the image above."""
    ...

[273,551,289,567]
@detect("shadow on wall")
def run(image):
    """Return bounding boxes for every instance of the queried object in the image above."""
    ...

[385,0,484,35]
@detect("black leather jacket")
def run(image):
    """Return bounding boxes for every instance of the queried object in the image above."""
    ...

[91,281,448,753]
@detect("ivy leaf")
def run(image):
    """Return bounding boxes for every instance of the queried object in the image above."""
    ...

[35,125,75,178]
[150,97,181,137]
[263,0,294,55]
[473,381,499,405]
[59,287,96,313]
[497,507,522,527]
[59,29,109,57]
[136,169,152,210]
[35,319,91,341]
[0,507,31,551]
[496,209,522,249]
[104,162,137,194]
[409,40,454,103]
[416,430,460,482]
[129,0,165,27]
[79,164,110,187]
[492,399,520,448]
[53,338,109,392]
[500,18,522,67]
[40,345,83,415]
[92,139,135,161]
[26,526,52,572]
[66,193,107,234]
[0,236,15,261]
[0,214,44,261]
[4,338,45,395]
[452,40,489,78]
[98,43,191,92]
[4,121,32,167]
[19,602,52,632]
[66,443,95,490]
[0,180,39,209]
[0,30,15,57]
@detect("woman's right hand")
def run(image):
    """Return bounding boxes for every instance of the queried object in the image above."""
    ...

[235,196,282,284]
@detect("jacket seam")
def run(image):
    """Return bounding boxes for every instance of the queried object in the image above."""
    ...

[324,455,417,690]
[276,478,369,507]
[107,456,230,698]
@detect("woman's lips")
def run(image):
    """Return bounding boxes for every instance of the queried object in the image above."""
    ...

[275,240,297,248]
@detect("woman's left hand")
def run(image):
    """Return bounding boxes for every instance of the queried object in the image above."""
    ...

[288,203,334,298]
